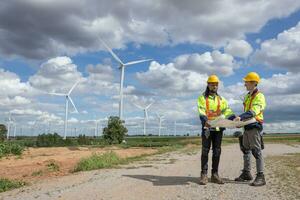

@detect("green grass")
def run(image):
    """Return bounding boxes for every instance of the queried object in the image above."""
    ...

[0,142,25,158]
[74,151,122,172]
[74,144,186,172]
[0,178,26,193]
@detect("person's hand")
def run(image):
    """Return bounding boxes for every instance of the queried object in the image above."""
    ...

[234,117,241,122]
[204,122,211,128]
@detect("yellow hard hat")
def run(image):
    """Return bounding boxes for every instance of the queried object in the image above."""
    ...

[207,75,219,83]
[243,72,260,83]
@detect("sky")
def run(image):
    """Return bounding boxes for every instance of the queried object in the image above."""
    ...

[1,0,300,136]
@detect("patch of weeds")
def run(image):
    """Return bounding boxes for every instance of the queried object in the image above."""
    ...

[31,170,43,177]
[46,161,60,172]
[74,151,121,172]
[0,178,26,193]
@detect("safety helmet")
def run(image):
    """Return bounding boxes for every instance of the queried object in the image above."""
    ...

[207,75,219,83]
[243,72,260,83]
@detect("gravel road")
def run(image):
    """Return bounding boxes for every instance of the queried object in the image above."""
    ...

[1,143,299,200]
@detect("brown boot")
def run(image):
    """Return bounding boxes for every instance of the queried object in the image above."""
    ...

[211,173,224,184]
[199,173,208,185]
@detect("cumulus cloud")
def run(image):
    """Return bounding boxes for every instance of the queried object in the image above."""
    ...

[224,40,253,58]
[0,69,34,97]
[174,51,237,76]
[253,22,300,72]
[1,0,299,59]
[29,56,83,92]
[136,61,208,96]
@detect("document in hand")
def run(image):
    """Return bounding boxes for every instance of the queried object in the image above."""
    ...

[207,117,256,129]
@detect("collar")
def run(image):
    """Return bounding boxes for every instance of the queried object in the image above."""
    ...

[248,88,258,96]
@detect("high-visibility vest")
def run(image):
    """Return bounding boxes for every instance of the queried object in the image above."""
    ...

[206,96,221,120]
[243,90,264,123]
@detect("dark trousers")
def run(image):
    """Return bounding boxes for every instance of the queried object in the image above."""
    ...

[201,130,223,174]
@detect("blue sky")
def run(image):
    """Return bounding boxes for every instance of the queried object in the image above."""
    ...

[1,0,300,136]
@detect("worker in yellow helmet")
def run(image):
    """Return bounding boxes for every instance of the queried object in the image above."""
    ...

[197,75,235,185]
[234,72,267,186]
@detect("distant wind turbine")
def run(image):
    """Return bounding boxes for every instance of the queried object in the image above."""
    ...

[156,113,164,137]
[5,113,14,139]
[100,39,152,120]
[134,102,154,136]
[49,80,80,139]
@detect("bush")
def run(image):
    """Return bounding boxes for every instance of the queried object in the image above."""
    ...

[0,124,7,142]
[0,143,24,158]
[0,178,25,193]
[36,133,64,147]
[77,134,91,145]
[103,116,128,144]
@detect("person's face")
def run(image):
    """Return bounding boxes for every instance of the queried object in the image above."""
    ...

[244,81,257,91]
[208,82,218,94]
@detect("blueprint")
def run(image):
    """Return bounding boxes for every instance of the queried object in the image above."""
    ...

[207,117,256,129]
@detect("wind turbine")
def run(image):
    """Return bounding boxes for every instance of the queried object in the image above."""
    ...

[134,102,154,136]
[49,80,80,139]
[156,113,164,137]
[100,39,152,120]
[5,113,14,139]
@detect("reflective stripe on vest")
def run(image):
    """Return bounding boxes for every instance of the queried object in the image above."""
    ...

[243,91,263,123]
[206,96,221,120]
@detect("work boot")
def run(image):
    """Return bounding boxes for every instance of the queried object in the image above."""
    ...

[250,172,266,186]
[199,173,208,185]
[234,170,253,181]
[211,173,224,184]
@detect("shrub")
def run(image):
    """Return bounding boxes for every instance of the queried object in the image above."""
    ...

[36,133,64,147]
[103,116,127,144]
[0,143,24,158]
[0,178,25,193]
[0,124,7,142]
[77,134,91,145]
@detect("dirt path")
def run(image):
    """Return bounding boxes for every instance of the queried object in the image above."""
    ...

[1,144,299,200]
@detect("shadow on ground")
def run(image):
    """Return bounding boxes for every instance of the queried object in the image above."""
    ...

[123,175,199,186]
[123,175,251,186]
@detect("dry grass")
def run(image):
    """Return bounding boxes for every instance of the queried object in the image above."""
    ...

[266,153,300,200]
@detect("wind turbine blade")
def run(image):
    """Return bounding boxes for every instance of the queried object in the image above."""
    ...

[49,92,66,96]
[156,113,160,118]
[68,96,78,113]
[133,102,143,110]
[99,38,124,65]
[124,59,152,66]
[68,80,81,95]
[146,101,154,109]
[145,110,149,119]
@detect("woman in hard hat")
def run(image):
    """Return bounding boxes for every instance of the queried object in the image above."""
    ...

[197,75,235,185]
[234,72,267,186]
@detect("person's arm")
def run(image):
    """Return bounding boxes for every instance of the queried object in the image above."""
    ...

[221,98,236,120]
[198,95,210,127]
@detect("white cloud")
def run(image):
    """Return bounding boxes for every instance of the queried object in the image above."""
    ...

[86,63,114,82]
[224,40,253,58]
[253,22,300,72]
[0,69,34,97]
[174,51,237,76]
[136,61,207,96]
[0,96,31,106]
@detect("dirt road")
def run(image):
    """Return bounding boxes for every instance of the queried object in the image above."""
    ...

[1,144,299,200]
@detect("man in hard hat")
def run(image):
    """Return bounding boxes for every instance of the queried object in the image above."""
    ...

[234,72,266,186]
[197,75,235,185]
